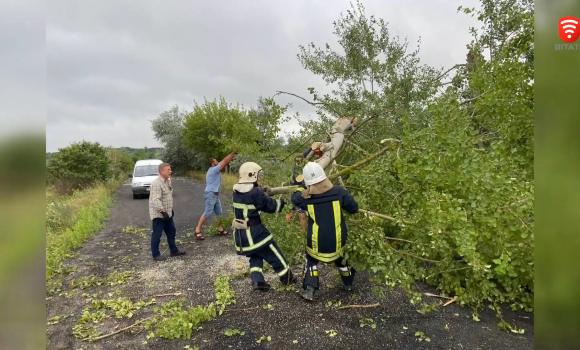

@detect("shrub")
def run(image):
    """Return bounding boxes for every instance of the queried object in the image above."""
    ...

[47,141,112,194]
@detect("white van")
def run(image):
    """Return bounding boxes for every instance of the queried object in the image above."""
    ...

[128,159,163,199]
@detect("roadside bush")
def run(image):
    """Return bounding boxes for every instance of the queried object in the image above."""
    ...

[106,148,134,179]
[47,141,112,194]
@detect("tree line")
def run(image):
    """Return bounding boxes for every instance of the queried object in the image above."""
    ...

[150,96,294,174]
[46,143,162,194]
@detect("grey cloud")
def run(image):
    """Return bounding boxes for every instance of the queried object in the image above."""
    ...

[0,0,46,136]
[45,0,479,151]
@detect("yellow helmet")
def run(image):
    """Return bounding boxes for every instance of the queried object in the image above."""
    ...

[238,162,262,183]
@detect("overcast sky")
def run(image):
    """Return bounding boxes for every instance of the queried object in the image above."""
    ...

[0,1,46,139]
[35,0,479,151]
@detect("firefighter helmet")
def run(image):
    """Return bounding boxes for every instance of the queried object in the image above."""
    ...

[302,162,327,186]
[238,162,263,183]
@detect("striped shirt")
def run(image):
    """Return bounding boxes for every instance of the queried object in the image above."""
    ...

[149,176,173,220]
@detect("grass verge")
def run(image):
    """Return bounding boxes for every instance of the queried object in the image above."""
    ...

[46,179,121,282]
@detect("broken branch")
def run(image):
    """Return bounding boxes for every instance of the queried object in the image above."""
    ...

[433,64,465,82]
[274,90,326,106]
[384,236,415,244]
[358,208,406,223]
[444,298,457,307]
[266,140,392,196]
[337,303,380,310]
[459,93,486,105]
[424,293,454,300]
[400,252,439,264]
[328,144,393,180]
[84,316,155,341]
[281,132,322,162]
[274,90,343,117]
[224,307,260,312]
[152,292,182,298]
[345,139,369,155]
[380,138,402,144]
[356,131,381,146]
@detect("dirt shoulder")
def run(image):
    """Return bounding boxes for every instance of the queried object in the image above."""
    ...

[46,179,534,350]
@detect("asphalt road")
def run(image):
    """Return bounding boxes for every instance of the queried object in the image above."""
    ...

[46,178,534,350]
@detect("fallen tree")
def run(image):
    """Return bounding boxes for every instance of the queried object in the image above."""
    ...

[265,136,396,196]
[261,0,534,330]
[264,125,406,223]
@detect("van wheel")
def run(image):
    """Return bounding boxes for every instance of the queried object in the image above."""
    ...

[133,194,138,199]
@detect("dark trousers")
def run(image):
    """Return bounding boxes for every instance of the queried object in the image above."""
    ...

[303,254,355,289]
[247,241,294,284]
[151,218,178,257]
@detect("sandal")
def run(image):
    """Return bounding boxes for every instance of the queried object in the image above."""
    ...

[217,229,229,236]
[195,231,205,240]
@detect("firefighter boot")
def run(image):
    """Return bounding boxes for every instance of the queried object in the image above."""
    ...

[302,285,316,301]
[302,265,320,301]
[339,266,356,291]
[252,281,271,291]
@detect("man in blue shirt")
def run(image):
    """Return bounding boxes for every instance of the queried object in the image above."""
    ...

[194,150,237,239]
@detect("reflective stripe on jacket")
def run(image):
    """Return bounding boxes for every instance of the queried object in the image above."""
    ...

[232,186,284,254]
[291,185,358,262]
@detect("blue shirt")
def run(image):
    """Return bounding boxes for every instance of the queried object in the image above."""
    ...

[205,163,222,192]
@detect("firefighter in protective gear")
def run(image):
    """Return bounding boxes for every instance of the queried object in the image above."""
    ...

[291,162,359,301]
[232,162,297,291]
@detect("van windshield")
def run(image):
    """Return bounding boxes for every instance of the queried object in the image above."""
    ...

[134,165,159,177]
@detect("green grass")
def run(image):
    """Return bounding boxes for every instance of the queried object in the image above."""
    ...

[46,179,121,282]
[187,170,238,192]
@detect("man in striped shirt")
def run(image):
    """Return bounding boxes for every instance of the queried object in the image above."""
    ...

[149,163,186,261]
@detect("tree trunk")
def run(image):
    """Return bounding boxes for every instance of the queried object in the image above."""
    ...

[314,116,358,170]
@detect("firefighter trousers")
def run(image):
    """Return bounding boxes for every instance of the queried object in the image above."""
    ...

[303,253,355,289]
[247,241,294,285]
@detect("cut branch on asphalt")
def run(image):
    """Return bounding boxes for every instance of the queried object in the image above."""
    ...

[83,316,155,342]
[337,303,380,310]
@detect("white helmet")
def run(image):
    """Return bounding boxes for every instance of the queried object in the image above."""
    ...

[238,162,262,183]
[302,162,327,186]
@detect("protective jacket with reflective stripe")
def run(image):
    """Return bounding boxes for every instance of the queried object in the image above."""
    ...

[291,185,358,262]
[232,186,284,255]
